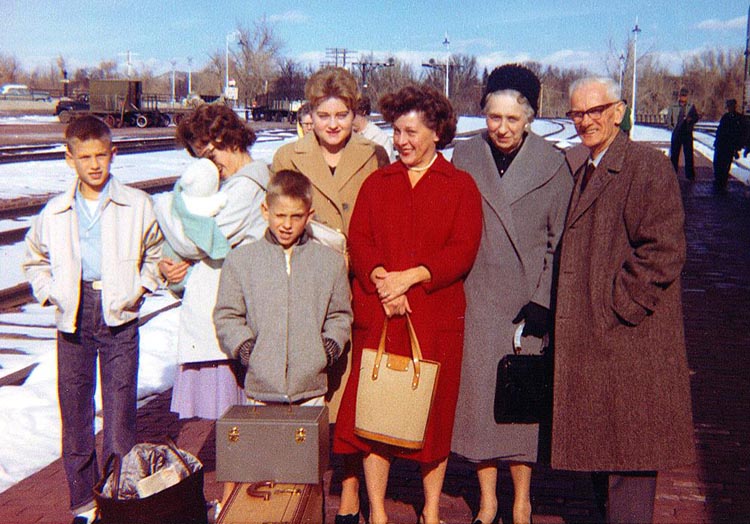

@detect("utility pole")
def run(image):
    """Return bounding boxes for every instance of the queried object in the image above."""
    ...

[118,50,139,78]
[325,48,356,68]
[352,56,395,90]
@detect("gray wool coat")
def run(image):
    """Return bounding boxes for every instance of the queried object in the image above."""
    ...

[552,132,695,471]
[451,132,573,462]
[213,232,353,403]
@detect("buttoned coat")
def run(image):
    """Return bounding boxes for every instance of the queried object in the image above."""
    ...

[552,132,695,471]
[332,154,482,463]
[272,131,390,234]
[272,131,389,421]
[451,132,573,462]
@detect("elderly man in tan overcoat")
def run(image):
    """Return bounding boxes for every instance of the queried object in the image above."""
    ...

[553,77,695,523]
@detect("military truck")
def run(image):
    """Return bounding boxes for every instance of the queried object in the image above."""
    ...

[56,79,191,127]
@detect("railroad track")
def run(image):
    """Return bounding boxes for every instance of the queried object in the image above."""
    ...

[0,126,490,310]
[0,175,178,224]
[0,136,179,164]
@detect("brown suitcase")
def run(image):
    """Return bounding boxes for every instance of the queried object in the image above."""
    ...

[216,481,323,524]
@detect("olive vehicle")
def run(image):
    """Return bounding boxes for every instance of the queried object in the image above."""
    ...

[55,79,190,127]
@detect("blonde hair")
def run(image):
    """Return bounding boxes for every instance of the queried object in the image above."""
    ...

[305,67,360,112]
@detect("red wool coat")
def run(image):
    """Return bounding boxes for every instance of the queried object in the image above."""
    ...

[332,154,482,463]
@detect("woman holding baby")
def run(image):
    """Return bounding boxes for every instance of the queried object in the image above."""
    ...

[156,103,269,421]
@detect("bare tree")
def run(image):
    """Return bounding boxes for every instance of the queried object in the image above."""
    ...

[363,57,418,111]
[233,17,283,104]
[194,51,225,96]
[272,59,307,100]
[448,54,482,115]
[0,53,23,84]
[680,49,744,120]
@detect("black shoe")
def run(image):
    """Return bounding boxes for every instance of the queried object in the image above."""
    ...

[71,517,97,524]
[335,512,360,524]
[70,514,100,524]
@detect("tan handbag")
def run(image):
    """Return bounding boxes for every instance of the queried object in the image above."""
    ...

[354,315,440,449]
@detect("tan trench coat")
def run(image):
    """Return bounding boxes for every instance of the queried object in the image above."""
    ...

[271,132,389,235]
[552,133,695,471]
[271,131,389,421]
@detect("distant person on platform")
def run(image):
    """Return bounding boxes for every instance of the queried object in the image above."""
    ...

[22,116,163,524]
[554,77,695,524]
[713,98,744,191]
[666,87,700,179]
[352,96,395,159]
[619,99,632,136]
[297,102,313,139]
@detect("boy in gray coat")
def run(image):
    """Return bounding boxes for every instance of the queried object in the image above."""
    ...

[213,170,352,404]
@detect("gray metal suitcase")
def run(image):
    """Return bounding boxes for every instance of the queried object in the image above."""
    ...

[216,405,329,484]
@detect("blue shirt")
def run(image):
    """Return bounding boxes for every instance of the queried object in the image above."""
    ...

[75,180,110,281]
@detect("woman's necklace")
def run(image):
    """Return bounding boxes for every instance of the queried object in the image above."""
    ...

[406,153,438,173]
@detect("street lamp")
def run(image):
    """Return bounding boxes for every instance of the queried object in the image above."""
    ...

[225,30,240,97]
[187,57,193,95]
[631,19,641,128]
[170,60,176,105]
[421,33,452,99]
[443,33,450,99]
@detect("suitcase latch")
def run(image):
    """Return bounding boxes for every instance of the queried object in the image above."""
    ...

[295,427,306,443]
[228,426,240,443]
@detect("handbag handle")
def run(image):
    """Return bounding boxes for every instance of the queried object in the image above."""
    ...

[371,314,425,389]
[513,321,549,355]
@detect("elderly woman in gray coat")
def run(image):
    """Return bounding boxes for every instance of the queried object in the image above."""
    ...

[451,64,573,524]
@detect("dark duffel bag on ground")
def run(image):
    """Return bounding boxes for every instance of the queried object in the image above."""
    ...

[93,437,208,524]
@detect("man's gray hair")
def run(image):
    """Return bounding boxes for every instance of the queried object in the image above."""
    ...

[568,76,621,101]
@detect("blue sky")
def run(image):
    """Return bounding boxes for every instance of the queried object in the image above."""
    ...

[3,1,748,76]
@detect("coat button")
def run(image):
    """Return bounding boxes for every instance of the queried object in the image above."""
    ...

[342,203,350,211]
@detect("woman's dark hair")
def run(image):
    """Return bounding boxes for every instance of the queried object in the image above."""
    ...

[379,85,456,149]
[176,103,257,157]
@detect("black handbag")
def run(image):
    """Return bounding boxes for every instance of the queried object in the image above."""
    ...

[93,437,208,524]
[494,323,553,424]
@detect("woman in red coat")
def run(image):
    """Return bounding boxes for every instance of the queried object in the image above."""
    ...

[333,85,482,524]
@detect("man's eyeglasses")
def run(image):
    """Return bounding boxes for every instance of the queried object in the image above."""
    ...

[566,101,621,122]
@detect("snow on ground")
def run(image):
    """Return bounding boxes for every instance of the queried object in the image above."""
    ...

[0,115,60,125]
[0,116,740,495]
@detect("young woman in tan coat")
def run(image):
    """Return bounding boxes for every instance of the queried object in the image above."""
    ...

[271,67,389,524]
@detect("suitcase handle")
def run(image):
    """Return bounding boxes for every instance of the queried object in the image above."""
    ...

[247,481,275,501]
